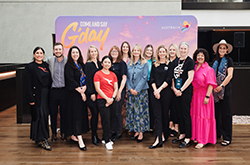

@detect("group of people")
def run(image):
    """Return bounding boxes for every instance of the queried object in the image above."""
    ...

[24,39,234,151]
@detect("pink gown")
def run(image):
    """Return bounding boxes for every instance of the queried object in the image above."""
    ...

[191,62,217,144]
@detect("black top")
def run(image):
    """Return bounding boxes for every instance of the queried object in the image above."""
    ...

[37,63,51,87]
[213,57,234,88]
[149,62,173,88]
[84,61,102,95]
[24,61,52,106]
[64,62,83,91]
[173,56,195,93]
[112,60,127,89]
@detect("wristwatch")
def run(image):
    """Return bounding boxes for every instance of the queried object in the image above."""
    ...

[205,96,210,98]
[220,84,225,88]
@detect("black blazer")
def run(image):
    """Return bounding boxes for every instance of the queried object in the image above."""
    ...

[84,61,102,95]
[64,62,83,91]
[24,61,51,107]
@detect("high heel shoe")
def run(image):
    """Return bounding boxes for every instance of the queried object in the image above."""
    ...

[130,134,139,140]
[70,138,78,144]
[172,137,184,144]
[149,143,163,149]
[79,145,87,151]
[137,138,143,143]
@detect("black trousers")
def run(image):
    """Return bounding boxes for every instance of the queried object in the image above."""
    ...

[111,90,125,135]
[86,93,99,136]
[97,99,112,143]
[147,81,155,130]
[215,85,232,141]
[169,100,179,124]
[175,91,192,138]
[49,88,67,135]
[151,87,173,144]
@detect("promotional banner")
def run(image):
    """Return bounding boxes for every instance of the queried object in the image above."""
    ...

[55,16,197,61]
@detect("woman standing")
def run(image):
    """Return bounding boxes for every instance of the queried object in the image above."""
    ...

[212,39,234,146]
[125,44,150,142]
[94,56,118,150]
[191,48,217,149]
[121,41,131,64]
[143,44,155,132]
[24,46,52,151]
[65,46,89,151]
[149,45,173,149]
[172,42,194,148]
[84,45,102,146]
[168,44,180,137]
[108,46,127,141]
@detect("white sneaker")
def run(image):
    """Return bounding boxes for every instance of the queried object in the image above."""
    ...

[102,139,113,145]
[105,142,113,150]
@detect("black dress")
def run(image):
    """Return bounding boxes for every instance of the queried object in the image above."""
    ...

[24,61,51,142]
[64,62,89,137]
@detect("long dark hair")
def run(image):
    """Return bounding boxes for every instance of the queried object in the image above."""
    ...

[33,46,45,61]
[120,41,131,58]
[215,44,230,60]
[67,46,84,69]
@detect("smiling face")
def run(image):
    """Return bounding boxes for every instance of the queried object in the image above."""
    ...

[218,44,228,58]
[90,47,98,60]
[53,45,64,58]
[158,48,167,60]
[122,43,129,54]
[33,49,44,63]
[111,48,119,59]
[179,44,189,58]
[169,45,177,58]
[197,52,205,65]
[71,48,79,62]
[102,57,112,70]
[145,47,153,58]
[132,46,141,58]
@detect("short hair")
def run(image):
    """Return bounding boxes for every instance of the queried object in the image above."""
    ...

[67,46,84,69]
[179,41,189,49]
[121,41,131,58]
[193,48,210,62]
[108,45,122,63]
[53,42,63,49]
[87,45,100,62]
[101,55,113,71]
[143,44,154,61]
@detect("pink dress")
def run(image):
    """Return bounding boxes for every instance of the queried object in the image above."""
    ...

[191,62,217,144]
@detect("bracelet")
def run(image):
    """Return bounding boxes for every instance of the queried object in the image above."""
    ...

[205,96,210,98]
[112,96,115,99]
[180,89,183,93]
[220,84,225,88]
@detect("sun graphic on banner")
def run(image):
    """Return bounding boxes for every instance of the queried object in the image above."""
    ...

[180,21,191,33]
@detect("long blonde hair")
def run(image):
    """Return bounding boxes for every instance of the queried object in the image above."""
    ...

[168,43,180,59]
[129,44,147,66]
[154,45,169,67]
[87,45,100,62]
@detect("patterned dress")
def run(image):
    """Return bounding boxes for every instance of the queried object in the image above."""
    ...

[125,59,150,133]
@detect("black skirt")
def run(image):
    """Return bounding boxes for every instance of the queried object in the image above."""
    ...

[30,88,50,141]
